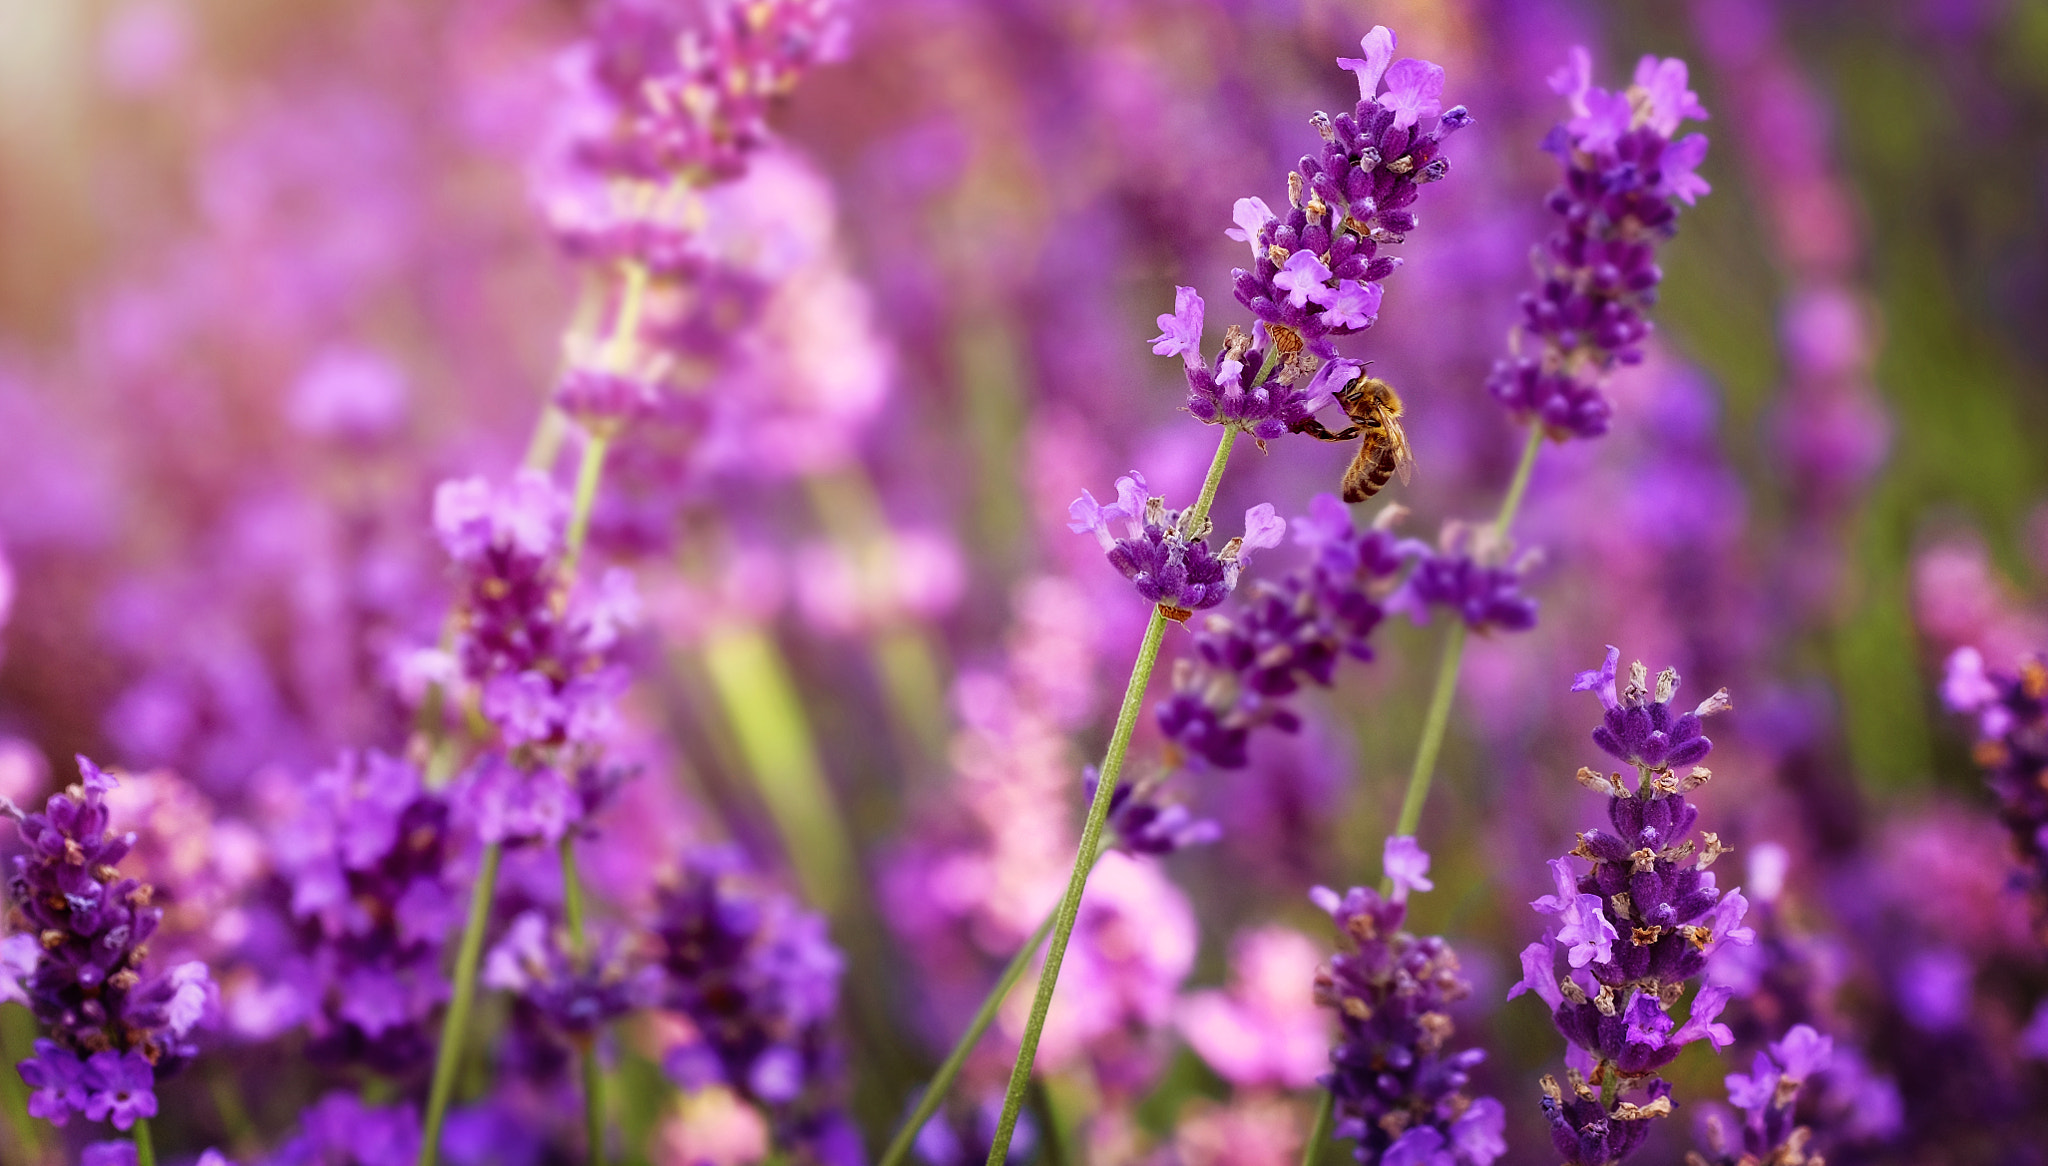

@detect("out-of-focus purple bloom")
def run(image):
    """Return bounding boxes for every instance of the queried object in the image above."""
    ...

[1383,835,1435,902]
[654,848,851,1155]
[0,931,36,1007]
[1573,646,1730,771]
[1310,839,1505,1166]
[268,1092,421,1166]
[272,749,454,1072]
[1156,497,1410,769]
[1069,471,1283,616]
[1088,767,1221,856]
[1696,1024,1833,1166]
[1175,926,1329,1090]
[1938,647,2048,921]
[1390,524,1538,634]
[1512,652,1752,1164]
[1487,49,1712,440]
[1894,948,1973,1033]
[484,910,658,1036]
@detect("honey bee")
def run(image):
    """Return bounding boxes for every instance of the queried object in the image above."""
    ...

[1290,368,1414,503]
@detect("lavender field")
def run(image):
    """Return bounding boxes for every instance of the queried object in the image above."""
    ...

[0,0,2044,1163]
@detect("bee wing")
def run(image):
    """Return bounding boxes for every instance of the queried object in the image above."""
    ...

[1380,409,1416,485]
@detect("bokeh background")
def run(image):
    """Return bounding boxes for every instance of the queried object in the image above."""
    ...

[0,0,2045,1162]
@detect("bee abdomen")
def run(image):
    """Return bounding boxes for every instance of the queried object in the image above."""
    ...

[1341,446,1400,504]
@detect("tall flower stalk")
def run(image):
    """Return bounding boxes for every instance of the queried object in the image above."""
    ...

[976,25,1470,1165]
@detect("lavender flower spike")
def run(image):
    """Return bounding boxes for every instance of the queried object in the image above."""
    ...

[1938,647,2048,931]
[1486,48,1711,440]
[6,756,217,1128]
[1511,650,1753,1166]
[1069,472,1285,618]
[1689,1024,1834,1166]
[1311,837,1506,1166]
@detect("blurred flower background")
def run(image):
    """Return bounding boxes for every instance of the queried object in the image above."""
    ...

[0,0,2045,1163]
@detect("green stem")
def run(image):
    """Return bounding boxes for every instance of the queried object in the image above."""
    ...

[877,903,1060,1166]
[581,1038,606,1166]
[559,836,606,1164]
[418,842,503,1166]
[1386,621,1468,859]
[982,425,1238,1166]
[700,627,856,916]
[134,1117,156,1166]
[1298,1090,1333,1166]
[1493,423,1544,540]
[1377,423,1543,889]
[562,433,612,578]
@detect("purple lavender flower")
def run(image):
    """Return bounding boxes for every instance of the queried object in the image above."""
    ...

[1939,647,2048,927]
[1574,646,1731,772]
[1486,49,1711,440]
[273,750,456,1073]
[1085,767,1222,856]
[1231,28,1469,357]
[1158,26,1467,440]
[653,847,852,1159]
[1156,495,1410,768]
[268,1092,422,1166]
[1511,650,1753,1166]
[1310,838,1506,1166]
[483,910,658,1036]
[538,0,851,266]
[1389,524,1539,634]
[1691,1024,1832,1166]
[81,1048,158,1131]
[432,472,638,844]
[17,1039,88,1125]
[1068,471,1284,618]
[4,757,215,1124]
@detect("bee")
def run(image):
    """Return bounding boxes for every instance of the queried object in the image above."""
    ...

[1290,368,1414,503]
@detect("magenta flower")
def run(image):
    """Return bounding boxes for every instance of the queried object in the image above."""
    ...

[1377,58,1445,130]
[1272,250,1334,309]
[82,1049,158,1130]
[1382,835,1435,902]
[1336,26,1397,99]
[1150,285,1206,368]
[17,1039,88,1124]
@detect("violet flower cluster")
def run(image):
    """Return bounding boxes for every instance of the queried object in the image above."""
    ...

[1311,837,1506,1166]
[1487,51,1711,440]
[653,847,858,1166]
[1155,494,1408,769]
[1067,470,1284,618]
[544,0,852,266]
[1689,1024,1833,1166]
[271,750,458,1073]
[1148,26,1468,439]
[7,757,215,1131]
[1389,523,1540,636]
[1940,647,2048,925]
[432,471,637,846]
[1510,647,1751,1166]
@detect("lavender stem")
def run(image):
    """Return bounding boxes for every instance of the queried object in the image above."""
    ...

[1385,422,1543,872]
[559,835,605,1164]
[134,1117,156,1166]
[876,884,1063,1166]
[417,840,503,1166]
[1298,1089,1333,1166]
[983,425,1238,1166]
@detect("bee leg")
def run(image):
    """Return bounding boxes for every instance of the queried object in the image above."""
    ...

[1287,419,1363,442]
